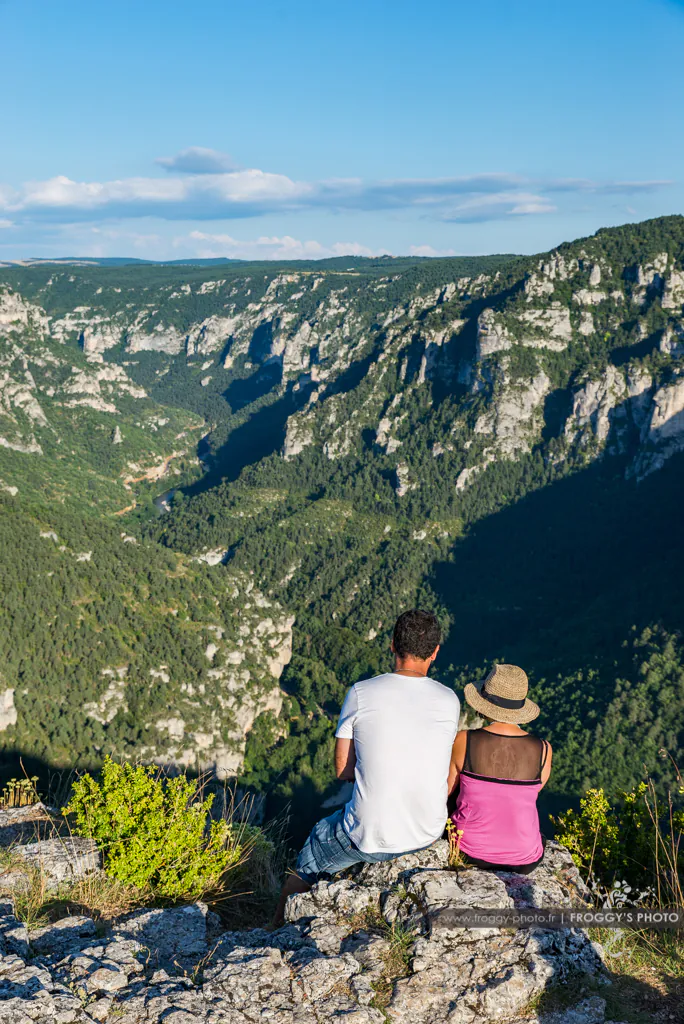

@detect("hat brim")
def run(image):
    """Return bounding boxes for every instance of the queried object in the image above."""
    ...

[464,682,540,725]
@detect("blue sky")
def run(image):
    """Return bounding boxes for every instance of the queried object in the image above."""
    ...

[1,0,683,260]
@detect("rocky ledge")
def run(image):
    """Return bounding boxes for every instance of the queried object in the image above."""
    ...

[0,833,628,1024]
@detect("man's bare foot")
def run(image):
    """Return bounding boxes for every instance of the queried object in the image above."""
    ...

[271,872,312,929]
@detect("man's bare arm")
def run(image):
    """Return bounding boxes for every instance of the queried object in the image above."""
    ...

[335,738,356,780]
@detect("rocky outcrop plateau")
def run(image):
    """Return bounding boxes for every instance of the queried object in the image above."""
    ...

[0,810,620,1024]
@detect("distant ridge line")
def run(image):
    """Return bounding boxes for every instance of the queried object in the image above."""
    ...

[0,253,521,270]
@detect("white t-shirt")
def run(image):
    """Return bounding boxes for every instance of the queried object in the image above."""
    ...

[335,672,460,854]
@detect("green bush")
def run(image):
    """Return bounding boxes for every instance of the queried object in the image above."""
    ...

[556,785,651,884]
[555,782,683,899]
[64,757,245,900]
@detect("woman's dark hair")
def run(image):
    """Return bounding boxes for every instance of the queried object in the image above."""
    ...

[392,609,442,660]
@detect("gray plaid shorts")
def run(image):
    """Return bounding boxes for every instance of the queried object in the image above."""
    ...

[295,808,423,883]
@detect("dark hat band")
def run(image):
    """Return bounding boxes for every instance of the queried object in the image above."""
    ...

[482,689,526,710]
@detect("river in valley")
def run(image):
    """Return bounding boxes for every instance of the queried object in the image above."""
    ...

[153,488,176,513]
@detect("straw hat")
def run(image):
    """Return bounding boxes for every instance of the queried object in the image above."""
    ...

[464,664,539,725]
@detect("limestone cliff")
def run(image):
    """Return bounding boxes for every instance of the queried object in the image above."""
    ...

[268,224,684,490]
[0,282,203,510]
[5,222,684,500]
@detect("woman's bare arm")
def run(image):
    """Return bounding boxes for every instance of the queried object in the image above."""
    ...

[335,737,357,781]
[540,741,553,789]
[447,730,468,794]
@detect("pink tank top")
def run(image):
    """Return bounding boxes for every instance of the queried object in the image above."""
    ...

[451,730,546,866]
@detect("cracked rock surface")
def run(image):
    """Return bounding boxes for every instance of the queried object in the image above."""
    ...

[0,840,621,1023]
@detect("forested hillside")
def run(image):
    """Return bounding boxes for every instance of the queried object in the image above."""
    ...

[0,219,683,840]
[0,495,294,778]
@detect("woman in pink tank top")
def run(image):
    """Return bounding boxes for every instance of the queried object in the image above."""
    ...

[448,664,553,874]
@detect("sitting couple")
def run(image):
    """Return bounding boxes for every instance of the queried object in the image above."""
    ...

[275,608,552,923]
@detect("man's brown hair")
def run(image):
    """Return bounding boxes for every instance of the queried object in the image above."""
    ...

[392,609,442,660]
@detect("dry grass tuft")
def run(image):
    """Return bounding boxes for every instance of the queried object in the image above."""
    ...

[370,919,416,1011]
[205,808,289,929]
[43,872,152,925]
[0,844,149,930]
[343,898,416,1012]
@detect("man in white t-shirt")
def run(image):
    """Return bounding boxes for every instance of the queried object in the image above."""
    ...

[273,609,460,926]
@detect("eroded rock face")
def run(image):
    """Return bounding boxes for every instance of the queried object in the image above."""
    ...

[0,289,49,338]
[187,315,238,357]
[474,372,551,457]
[283,414,315,460]
[572,288,608,306]
[477,309,512,359]
[0,689,16,732]
[0,840,608,1024]
[565,366,626,445]
[395,461,416,497]
[661,268,684,311]
[126,323,186,355]
[633,375,684,478]
[563,362,684,479]
[517,307,572,349]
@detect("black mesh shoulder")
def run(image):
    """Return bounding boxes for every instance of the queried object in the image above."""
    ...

[463,729,544,781]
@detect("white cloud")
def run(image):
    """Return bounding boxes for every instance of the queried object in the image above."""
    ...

[15,174,184,209]
[409,244,457,257]
[4,169,311,220]
[441,191,558,222]
[0,219,13,229]
[0,160,673,229]
[546,178,672,195]
[187,231,378,260]
[156,147,239,174]
[328,241,379,256]
[509,200,557,215]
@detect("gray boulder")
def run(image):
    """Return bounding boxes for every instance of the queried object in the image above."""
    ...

[0,804,56,848]
[0,901,29,957]
[29,915,97,957]
[12,837,101,891]
[112,902,209,971]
